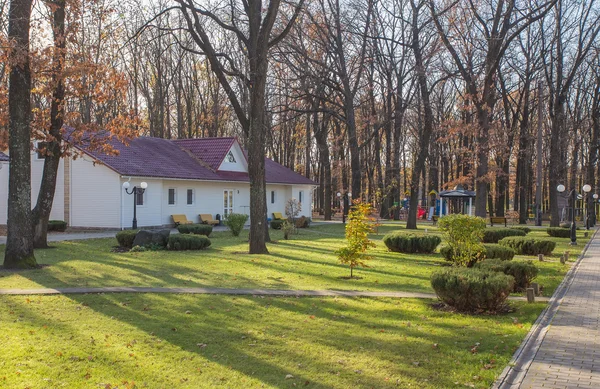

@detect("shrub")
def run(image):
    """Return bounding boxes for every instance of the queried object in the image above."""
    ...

[285,198,302,223]
[48,220,67,232]
[437,214,486,266]
[430,267,514,312]
[383,232,441,253]
[295,216,311,228]
[177,223,212,236]
[282,220,295,240]
[335,200,376,278]
[224,213,249,236]
[482,228,526,243]
[439,245,486,266]
[271,220,284,229]
[116,230,138,249]
[511,226,531,234]
[499,237,556,255]
[167,234,211,250]
[475,259,538,291]
[484,244,515,261]
[546,227,572,238]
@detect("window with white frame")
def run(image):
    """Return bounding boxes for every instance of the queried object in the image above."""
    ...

[187,189,194,205]
[168,188,176,205]
[36,141,49,160]
[271,190,275,204]
[136,190,144,206]
[299,190,303,204]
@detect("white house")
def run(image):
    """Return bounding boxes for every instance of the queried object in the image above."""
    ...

[0,136,316,229]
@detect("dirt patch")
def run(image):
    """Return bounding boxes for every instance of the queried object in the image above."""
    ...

[338,276,364,280]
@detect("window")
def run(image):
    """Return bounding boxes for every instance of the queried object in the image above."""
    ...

[168,188,176,205]
[271,190,275,204]
[136,190,144,206]
[299,190,303,204]
[187,189,194,205]
[223,189,234,217]
[36,142,49,160]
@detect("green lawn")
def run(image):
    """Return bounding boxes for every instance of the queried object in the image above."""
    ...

[0,222,591,296]
[0,293,545,389]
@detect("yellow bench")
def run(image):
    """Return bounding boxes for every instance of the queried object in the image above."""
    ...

[172,214,193,226]
[272,212,284,220]
[199,214,219,226]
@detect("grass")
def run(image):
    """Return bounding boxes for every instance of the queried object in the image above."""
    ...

[0,222,591,296]
[0,293,545,389]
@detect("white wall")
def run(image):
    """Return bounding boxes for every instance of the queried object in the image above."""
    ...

[120,178,164,229]
[218,142,248,172]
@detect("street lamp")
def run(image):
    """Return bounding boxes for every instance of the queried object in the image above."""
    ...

[557,184,591,245]
[593,194,599,227]
[123,181,148,229]
[337,191,352,224]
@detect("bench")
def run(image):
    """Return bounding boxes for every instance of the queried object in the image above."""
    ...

[490,216,508,227]
[199,214,219,226]
[172,214,193,226]
[272,212,284,220]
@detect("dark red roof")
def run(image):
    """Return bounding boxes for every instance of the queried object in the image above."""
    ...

[79,136,316,186]
[0,152,7,162]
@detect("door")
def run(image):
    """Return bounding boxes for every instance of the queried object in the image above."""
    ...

[223,189,234,217]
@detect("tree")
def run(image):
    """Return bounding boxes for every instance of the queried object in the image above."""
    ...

[335,200,376,278]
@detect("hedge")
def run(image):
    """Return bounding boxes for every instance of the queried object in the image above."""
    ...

[482,228,526,243]
[499,236,556,255]
[177,223,213,236]
[440,243,514,263]
[382,232,441,253]
[546,227,572,238]
[48,220,68,232]
[475,259,538,291]
[271,220,284,229]
[116,230,138,249]
[431,267,514,312]
[167,234,211,250]
[511,226,531,234]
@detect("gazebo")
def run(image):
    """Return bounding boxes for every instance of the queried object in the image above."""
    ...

[438,186,476,216]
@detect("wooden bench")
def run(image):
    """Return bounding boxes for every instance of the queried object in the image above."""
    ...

[490,216,508,227]
[199,214,219,226]
[172,214,193,226]
[272,212,284,220]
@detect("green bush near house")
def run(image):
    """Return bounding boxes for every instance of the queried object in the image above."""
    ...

[167,234,211,250]
[383,232,441,253]
[475,259,538,291]
[115,230,138,249]
[546,227,572,238]
[177,223,212,236]
[47,220,68,232]
[499,236,556,256]
[224,213,249,237]
[270,220,284,229]
[431,267,514,312]
[482,228,526,243]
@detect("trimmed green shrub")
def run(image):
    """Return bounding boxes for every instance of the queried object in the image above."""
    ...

[546,227,572,238]
[271,220,284,229]
[177,223,212,236]
[167,234,211,250]
[224,213,249,236]
[559,222,580,230]
[116,230,138,249]
[48,220,67,232]
[484,244,516,261]
[511,226,531,234]
[483,228,526,243]
[438,215,486,266]
[499,236,556,255]
[383,232,441,253]
[475,259,538,291]
[431,267,514,312]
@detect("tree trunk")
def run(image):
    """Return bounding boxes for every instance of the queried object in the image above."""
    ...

[4,0,37,268]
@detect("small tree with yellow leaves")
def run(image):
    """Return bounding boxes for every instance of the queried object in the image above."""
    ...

[335,200,377,278]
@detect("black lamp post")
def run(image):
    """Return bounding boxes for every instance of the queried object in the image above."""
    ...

[557,184,591,245]
[123,181,148,229]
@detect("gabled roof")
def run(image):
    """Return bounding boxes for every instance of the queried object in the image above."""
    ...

[439,189,476,198]
[78,135,316,186]
[0,152,7,162]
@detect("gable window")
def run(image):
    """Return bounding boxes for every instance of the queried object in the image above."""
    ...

[36,142,49,160]
[271,190,275,204]
[187,189,194,205]
[299,190,303,204]
[168,188,176,205]
[226,151,236,163]
[136,190,144,206]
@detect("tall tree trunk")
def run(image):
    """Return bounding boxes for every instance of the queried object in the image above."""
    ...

[4,0,37,268]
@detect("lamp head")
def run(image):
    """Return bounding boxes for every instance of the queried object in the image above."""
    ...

[594,194,599,200]
[140,182,148,189]
[557,184,566,193]
[337,192,341,197]
[348,192,352,198]
[583,184,592,193]
[122,182,130,189]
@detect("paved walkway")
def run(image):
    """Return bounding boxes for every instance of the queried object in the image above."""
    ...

[496,232,600,389]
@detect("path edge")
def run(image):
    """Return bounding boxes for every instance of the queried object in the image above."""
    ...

[492,228,598,389]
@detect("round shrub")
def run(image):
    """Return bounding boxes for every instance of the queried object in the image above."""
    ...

[167,234,211,250]
[271,220,284,229]
[177,223,212,236]
[511,226,531,234]
[546,227,572,238]
[475,259,538,291]
[116,230,138,249]
[437,214,486,267]
[383,232,442,253]
[224,213,249,236]
[482,228,526,243]
[431,267,514,312]
[499,236,556,256]
[48,220,68,232]
[484,244,515,261]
